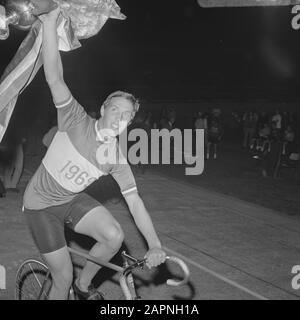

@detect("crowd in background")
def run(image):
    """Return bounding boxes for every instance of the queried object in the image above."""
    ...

[126,105,299,179]
[0,103,299,196]
[237,108,299,178]
[237,109,298,154]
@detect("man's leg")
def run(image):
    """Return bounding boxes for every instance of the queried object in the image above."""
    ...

[74,206,124,292]
[25,205,73,300]
[206,142,211,159]
[213,143,218,159]
[42,246,73,300]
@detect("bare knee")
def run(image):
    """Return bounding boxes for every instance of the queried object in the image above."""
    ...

[98,224,124,252]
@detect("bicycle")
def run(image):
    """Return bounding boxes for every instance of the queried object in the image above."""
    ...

[15,246,190,300]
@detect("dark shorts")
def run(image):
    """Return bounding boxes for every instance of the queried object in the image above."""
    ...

[24,193,102,254]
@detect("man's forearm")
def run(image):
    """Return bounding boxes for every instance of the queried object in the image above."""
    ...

[128,196,162,250]
[41,11,70,104]
[42,20,63,85]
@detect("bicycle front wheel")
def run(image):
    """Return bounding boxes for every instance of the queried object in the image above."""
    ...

[15,259,52,300]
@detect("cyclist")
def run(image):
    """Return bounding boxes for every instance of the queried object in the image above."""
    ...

[23,7,166,300]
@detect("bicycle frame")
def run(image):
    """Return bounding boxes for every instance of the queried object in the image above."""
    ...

[18,247,190,300]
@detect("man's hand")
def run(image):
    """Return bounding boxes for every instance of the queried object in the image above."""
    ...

[38,5,60,24]
[144,248,166,269]
[32,0,58,16]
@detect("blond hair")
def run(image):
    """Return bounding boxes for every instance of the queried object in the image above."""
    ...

[103,91,140,113]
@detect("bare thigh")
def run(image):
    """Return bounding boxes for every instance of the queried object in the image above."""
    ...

[74,206,123,242]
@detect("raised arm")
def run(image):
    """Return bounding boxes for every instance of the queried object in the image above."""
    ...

[41,7,70,104]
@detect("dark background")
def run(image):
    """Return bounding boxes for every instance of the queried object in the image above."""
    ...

[1,0,300,129]
[1,1,300,97]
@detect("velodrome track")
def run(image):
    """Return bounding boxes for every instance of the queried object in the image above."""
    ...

[0,167,300,300]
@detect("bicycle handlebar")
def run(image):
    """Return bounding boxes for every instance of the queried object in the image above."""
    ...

[122,255,190,287]
[165,256,190,286]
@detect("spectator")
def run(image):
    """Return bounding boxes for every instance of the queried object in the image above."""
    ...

[230,110,243,140]
[257,110,269,129]
[194,111,208,156]
[160,107,176,131]
[195,112,208,135]
[211,108,222,121]
[271,109,282,131]
[251,122,271,152]
[207,119,224,159]
[283,125,296,157]
[261,132,282,178]
[258,122,271,150]
[242,110,258,149]
[231,110,242,127]
[259,123,271,138]
[270,120,281,141]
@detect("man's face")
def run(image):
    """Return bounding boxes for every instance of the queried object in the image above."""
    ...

[100,97,134,137]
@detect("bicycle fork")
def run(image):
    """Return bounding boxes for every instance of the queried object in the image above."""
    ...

[120,251,142,300]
